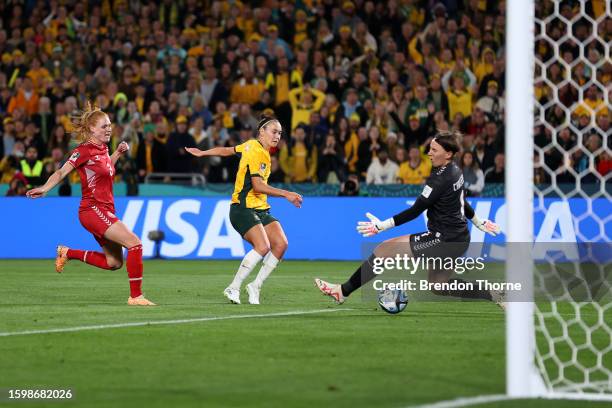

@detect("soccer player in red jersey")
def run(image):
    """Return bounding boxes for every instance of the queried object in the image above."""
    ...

[26,102,155,306]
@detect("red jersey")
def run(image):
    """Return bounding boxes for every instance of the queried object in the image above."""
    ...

[68,141,115,210]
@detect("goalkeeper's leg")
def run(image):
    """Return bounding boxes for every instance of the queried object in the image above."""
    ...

[316,235,413,303]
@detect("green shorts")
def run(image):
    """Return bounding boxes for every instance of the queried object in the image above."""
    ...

[229,204,278,236]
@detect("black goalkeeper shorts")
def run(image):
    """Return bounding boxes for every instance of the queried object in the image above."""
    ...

[409,229,470,260]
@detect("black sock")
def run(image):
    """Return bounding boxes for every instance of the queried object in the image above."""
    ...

[446,278,492,300]
[341,254,377,297]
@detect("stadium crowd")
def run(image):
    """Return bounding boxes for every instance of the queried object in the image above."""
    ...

[0,0,609,196]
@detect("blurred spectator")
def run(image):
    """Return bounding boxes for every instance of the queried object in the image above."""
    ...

[19,145,44,187]
[356,126,375,178]
[573,85,608,119]
[288,84,326,131]
[387,102,431,147]
[3,116,16,156]
[6,172,28,196]
[259,24,293,61]
[460,151,485,196]
[230,65,264,106]
[200,66,227,114]
[442,61,477,121]
[397,146,431,185]
[597,151,611,177]
[265,56,302,129]
[137,125,166,181]
[475,80,505,123]
[165,116,195,173]
[42,147,65,178]
[342,115,360,173]
[279,126,317,183]
[268,155,286,184]
[366,150,398,184]
[0,140,24,183]
[8,78,39,117]
[32,97,55,145]
[484,153,505,183]
[318,133,345,184]
[178,78,202,109]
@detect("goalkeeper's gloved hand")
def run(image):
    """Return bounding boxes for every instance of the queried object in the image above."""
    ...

[357,212,395,237]
[470,215,501,236]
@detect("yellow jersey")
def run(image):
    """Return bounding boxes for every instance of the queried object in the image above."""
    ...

[231,139,271,209]
[397,159,432,185]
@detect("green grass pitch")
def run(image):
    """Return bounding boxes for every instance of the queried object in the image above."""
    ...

[0,260,608,408]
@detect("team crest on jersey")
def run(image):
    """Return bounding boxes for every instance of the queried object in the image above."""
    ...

[69,151,80,162]
[260,163,267,172]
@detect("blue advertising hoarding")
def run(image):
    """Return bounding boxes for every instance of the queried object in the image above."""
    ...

[0,197,609,260]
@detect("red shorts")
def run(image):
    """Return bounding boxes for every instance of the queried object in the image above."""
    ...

[79,205,120,247]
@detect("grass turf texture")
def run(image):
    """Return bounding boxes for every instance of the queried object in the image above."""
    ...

[0,260,609,408]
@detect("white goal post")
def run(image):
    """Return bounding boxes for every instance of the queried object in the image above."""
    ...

[505,0,543,397]
[506,0,611,402]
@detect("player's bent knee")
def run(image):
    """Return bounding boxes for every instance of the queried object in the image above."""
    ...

[273,238,288,253]
[126,234,141,249]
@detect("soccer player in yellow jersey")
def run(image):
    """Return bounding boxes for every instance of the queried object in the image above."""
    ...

[185,117,303,304]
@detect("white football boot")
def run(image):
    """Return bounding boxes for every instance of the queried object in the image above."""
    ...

[223,287,241,304]
[314,278,345,304]
[245,282,260,305]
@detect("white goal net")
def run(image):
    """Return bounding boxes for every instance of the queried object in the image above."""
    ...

[529,0,611,400]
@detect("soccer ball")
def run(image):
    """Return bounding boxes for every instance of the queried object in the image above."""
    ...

[378,289,409,314]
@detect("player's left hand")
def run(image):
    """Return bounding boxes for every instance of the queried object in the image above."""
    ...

[356,212,394,237]
[26,187,46,199]
[472,218,501,236]
[117,141,129,155]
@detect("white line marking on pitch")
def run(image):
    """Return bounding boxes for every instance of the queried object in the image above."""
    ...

[407,394,514,408]
[0,308,354,337]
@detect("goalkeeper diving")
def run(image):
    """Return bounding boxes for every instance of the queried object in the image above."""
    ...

[315,131,504,307]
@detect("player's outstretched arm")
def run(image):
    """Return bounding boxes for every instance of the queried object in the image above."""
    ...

[184,146,235,157]
[26,161,74,199]
[251,177,303,208]
[357,197,430,237]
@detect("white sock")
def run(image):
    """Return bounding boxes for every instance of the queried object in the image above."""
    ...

[252,252,280,289]
[229,249,263,289]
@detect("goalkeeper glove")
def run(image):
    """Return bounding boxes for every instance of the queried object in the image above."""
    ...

[357,212,395,237]
[470,215,501,236]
